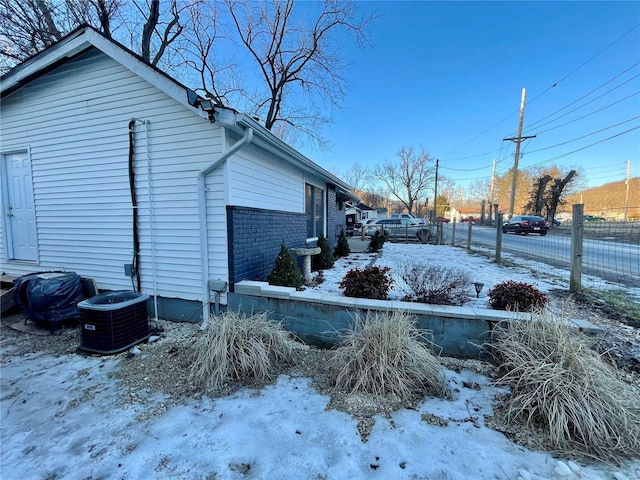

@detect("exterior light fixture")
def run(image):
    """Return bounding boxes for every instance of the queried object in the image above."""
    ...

[197,98,216,122]
[473,282,484,298]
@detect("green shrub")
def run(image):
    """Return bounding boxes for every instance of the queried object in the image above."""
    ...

[491,311,640,464]
[312,234,334,270]
[267,241,302,288]
[488,280,547,311]
[398,263,471,305]
[339,266,393,300]
[368,230,387,253]
[328,310,449,401]
[334,229,350,258]
[189,311,294,392]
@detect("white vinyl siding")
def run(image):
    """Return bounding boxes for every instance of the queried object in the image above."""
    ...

[227,143,304,212]
[0,49,225,301]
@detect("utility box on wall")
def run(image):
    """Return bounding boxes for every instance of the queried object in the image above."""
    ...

[78,291,150,354]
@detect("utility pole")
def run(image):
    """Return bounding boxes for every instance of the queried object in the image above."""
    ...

[489,158,496,223]
[624,159,631,222]
[433,158,439,222]
[504,88,536,219]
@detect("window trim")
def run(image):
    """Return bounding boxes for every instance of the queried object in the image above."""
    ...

[305,182,325,239]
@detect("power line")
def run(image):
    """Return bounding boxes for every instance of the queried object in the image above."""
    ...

[522,73,640,134]
[524,116,640,154]
[524,61,640,133]
[534,90,639,136]
[525,24,640,107]
[520,125,640,170]
[445,25,640,157]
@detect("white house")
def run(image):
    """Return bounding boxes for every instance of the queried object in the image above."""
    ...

[0,26,355,321]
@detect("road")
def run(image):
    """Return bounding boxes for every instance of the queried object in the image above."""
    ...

[441,223,640,288]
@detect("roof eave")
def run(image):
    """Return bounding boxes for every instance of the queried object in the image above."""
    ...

[229,113,357,200]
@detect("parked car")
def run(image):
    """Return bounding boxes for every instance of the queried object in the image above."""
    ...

[584,215,605,222]
[390,213,428,224]
[365,218,432,243]
[435,216,450,223]
[502,215,550,236]
[460,216,476,224]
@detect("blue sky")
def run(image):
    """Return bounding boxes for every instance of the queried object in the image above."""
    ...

[296,1,640,193]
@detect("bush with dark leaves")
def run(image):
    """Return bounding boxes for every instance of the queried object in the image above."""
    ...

[488,280,547,311]
[339,266,393,300]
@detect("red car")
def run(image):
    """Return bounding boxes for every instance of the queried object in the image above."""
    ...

[436,216,450,223]
[460,216,476,224]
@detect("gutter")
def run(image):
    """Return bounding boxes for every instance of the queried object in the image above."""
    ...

[198,124,253,325]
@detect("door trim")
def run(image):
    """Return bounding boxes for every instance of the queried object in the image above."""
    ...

[1,146,39,264]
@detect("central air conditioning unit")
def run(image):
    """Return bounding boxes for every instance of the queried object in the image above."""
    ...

[78,290,150,354]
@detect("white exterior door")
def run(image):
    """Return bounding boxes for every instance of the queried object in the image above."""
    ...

[3,152,38,261]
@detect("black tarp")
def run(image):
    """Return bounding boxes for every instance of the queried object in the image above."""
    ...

[13,272,84,331]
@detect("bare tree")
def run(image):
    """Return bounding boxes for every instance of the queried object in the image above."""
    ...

[0,0,186,71]
[343,162,371,196]
[374,146,435,216]
[467,177,492,203]
[184,0,376,148]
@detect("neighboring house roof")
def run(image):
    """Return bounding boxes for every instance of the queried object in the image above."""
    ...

[0,24,356,201]
[355,202,375,211]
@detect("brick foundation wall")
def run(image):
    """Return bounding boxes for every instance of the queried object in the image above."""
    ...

[227,206,307,291]
[327,187,339,246]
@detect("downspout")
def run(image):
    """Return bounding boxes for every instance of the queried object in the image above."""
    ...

[144,120,159,321]
[198,126,253,325]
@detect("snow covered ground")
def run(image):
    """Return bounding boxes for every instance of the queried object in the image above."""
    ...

[309,242,640,305]
[1,243,639,480]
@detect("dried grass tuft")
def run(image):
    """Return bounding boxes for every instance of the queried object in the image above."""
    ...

[328,310,449,402]
[189,311,294,392]
[492,311,640,464]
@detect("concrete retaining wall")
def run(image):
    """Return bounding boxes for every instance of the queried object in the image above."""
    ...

[228,281,536,358]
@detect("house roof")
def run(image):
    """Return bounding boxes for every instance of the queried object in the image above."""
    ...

[355,202,375,211]
[1,25,357,201]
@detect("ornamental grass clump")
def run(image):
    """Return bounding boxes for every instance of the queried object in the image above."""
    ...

[491,311,640,464]
[189,311,294,392]
[328,310,449,402]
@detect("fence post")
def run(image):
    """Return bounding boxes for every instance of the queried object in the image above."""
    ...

[466,219,472,251]
[495,213,503,263]
[570,204,584,291]
[451,219,456,246]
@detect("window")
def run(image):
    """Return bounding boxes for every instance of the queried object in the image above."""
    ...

[305,183,324,238]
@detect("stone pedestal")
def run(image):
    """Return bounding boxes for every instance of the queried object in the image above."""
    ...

[291,247,321,284]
